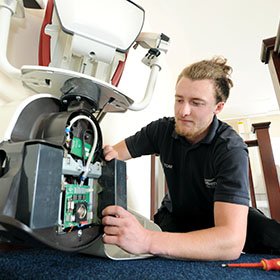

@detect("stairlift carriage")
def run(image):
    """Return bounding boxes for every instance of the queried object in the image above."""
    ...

[0,0,169,259]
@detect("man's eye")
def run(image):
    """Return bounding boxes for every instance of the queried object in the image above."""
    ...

[191,101,204,106]
[176,99,184,103]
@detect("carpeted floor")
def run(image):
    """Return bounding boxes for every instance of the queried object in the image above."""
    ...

[0,247,279,280]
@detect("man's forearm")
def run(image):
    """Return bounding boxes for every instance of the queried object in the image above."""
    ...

[147,226,245,261]
[148,202,248,261]
[113,140,131,161]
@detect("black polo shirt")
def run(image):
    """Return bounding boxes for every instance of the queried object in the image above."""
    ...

[125,116,250,231]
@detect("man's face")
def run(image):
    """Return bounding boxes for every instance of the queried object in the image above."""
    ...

[174,77,224,143]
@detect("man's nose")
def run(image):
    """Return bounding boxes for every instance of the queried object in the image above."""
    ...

[179,103,191,116]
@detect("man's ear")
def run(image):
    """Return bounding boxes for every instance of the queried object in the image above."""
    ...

[214,102,225,114]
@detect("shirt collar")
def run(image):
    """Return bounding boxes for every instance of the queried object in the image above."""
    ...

[200,115,219,144]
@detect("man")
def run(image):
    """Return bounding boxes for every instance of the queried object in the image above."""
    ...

[102,57,280,260]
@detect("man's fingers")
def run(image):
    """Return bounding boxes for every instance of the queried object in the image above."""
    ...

[103,234,120,246]
[103,145,112,153]
[102,215,119,226]
[103,225,119,236]
[102,206,131,232]
[103,145,117,161]
[102,205,128,218]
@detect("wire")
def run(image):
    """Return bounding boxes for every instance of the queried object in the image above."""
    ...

[67,115,98,184]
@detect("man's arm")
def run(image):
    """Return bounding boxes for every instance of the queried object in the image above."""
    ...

[102,202,248,261]
[103,140,132,161]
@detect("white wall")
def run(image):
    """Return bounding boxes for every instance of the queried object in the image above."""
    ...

[137,0,280,119]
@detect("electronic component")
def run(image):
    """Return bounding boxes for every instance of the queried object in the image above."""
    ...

[58,113,102,233]
[60,183,96,231]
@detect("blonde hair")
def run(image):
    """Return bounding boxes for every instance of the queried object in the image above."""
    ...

[177,56,233,103]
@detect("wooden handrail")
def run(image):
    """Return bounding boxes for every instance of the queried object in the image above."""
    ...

[261,20,280,109]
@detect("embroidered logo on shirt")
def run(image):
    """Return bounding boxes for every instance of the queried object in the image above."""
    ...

[204,178,217,188]
[163,163,173,169]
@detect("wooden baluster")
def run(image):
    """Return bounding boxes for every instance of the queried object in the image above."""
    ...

[150,154,157,220]
[245,139,258,208]
[252,122,280,221]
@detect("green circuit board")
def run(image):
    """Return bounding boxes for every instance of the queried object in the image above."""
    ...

[63,183,94,229]
[70,137,92,159]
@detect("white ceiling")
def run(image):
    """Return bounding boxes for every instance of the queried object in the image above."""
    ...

[138,0,280,120]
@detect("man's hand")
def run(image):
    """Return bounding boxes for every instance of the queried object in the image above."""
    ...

[102,205,151,255]
[103,145,119,161]
[103,141,132,161]
[101,203,248,260]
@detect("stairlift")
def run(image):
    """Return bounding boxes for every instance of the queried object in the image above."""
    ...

[0,0,169,259]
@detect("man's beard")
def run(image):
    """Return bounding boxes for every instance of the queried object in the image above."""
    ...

[175,121,206,143]
[175,122,195,139]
